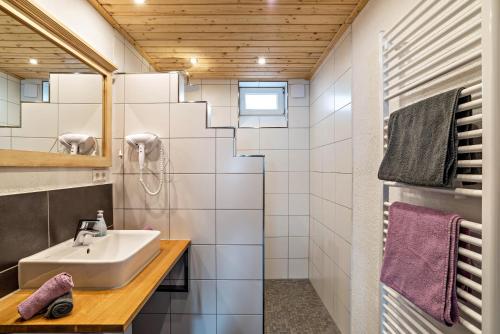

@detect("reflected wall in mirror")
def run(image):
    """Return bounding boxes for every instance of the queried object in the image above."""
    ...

[0,8,104,155]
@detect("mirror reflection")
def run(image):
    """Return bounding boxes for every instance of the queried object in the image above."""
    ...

[0,10,103,155]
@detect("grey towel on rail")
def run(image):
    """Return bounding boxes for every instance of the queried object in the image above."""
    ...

[378,88,463,187]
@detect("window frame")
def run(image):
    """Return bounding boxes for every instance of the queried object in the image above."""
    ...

[238,81,289,128]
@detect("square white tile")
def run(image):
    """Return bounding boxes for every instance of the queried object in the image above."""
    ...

[289,216,309,236]
[58,74,102,103]
[260,150,288,172]
[125,73,170,103]
[289,237,309,258]
[289,194,309,215]
[171,280,216,314]
[265,215,288,237]
[216,210,263,245]
[169,174,215,209]
[289,172,309,194]
[289,259,309,279]
[170,210,216,244]
[217,315,263,334]
[123,209,169,239]
[170,314,216,334]
[265,172,288,194]
[264,194,288,216]
[202,84,230,106]
[265,259,288,279]
[216,245,263,279]
[289,128,309,150]
[216,174,263,209]
[265,237,288,259]
[124,103,170,138]
[216,138,263,174]
[335,173,352,208]
[189,245,216,279]
[170,102,214,138]
[259,128,288,149]
[216,280,263,315]
[169,138,215,173]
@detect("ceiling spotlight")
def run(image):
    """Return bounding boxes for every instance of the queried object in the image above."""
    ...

[134,0,146,4]
[190,58,198,65]
[29,58,38,65]
[258,57,266,65]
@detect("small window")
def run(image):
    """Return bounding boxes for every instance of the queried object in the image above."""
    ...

[240,87,285,116]
[239,82,288,128]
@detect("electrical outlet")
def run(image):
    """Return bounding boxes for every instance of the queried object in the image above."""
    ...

[92,169,109,183]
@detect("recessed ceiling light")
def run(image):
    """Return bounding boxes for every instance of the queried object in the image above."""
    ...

[134,0,146,4]
[29,58,38,65]
[190,58,198,65]
[258,57,266,65]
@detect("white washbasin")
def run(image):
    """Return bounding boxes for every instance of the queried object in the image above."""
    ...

[18,230,161,289]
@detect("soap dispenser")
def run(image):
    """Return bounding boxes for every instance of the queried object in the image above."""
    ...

[96,210,107,237]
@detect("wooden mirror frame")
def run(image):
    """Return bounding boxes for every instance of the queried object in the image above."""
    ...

[0,0,117,167]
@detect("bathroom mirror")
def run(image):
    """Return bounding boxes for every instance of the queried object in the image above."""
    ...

[0,0,116,167]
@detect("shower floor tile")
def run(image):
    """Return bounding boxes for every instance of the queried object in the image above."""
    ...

[265,279,341,334]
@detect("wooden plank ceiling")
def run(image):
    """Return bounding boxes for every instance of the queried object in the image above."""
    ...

[89,0,368,79]
[0,10,95,79]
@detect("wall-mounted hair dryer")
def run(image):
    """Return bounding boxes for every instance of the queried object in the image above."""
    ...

[58,133,97,155]
[126,133,167,196]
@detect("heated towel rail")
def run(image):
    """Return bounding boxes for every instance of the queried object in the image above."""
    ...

[379,0,500,333]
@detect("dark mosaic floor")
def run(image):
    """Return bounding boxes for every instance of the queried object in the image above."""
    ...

[265,279,341,334]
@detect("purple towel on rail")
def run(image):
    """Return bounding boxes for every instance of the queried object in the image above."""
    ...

[380,202,460,326]
[17,272,74,320]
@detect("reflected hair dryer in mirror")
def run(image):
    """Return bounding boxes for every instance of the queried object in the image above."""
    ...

[126,133,167,196]
[58,133,97,155]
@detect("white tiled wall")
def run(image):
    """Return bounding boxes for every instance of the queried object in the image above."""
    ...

[184,79,310,280]
[309,29,353,334]
[112,73,265,334]
[0,74,102,153]
[0,72,20,128]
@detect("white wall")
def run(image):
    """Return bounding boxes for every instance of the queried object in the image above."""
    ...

[309,29,353,334]
[32,0,115,63]
[0,72,20,127]
[185,79,311,280]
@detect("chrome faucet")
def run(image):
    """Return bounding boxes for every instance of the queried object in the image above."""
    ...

[73,220,100,246]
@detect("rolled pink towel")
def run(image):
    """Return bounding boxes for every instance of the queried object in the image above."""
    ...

[18,273,74,320]
[143,225,154,230]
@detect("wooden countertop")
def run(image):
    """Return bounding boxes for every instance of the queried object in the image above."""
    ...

[0,239,190,333]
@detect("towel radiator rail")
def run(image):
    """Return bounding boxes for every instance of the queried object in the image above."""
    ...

[378,0,500,333]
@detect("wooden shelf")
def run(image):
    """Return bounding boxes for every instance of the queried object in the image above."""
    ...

[0,239,190,333]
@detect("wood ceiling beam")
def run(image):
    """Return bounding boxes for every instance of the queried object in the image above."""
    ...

[113,15,347,25]
[142,46,326,53]
[137,40,331,47]
[103,4,355,16]
[100,0,360,4]
[123,24,340,33]
[130,32,335,41]
[148,52,322,58]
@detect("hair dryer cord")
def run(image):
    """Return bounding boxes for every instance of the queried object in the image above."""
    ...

[138,143,166,196]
